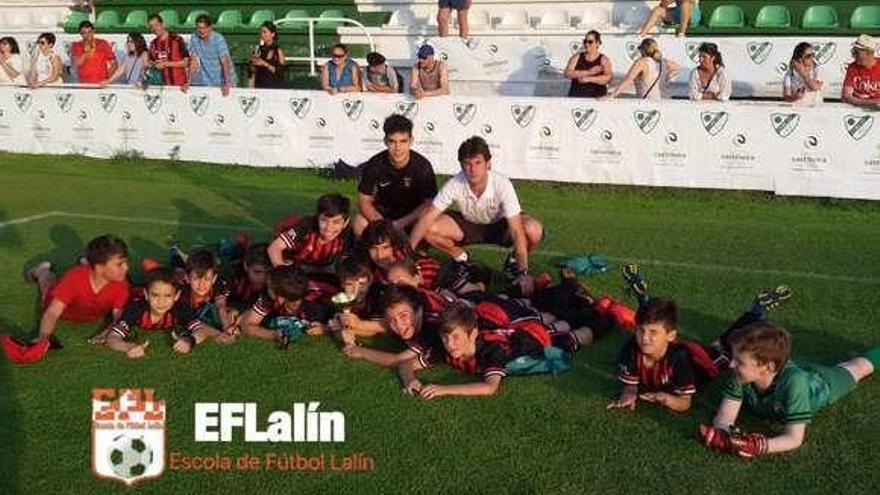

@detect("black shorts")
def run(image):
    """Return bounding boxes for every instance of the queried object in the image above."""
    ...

[447,211,512,247]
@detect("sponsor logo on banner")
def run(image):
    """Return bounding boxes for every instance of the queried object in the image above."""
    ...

[625,42,640,61]
[368,118,380,131]
[122,110,132,122]
[165,112,180,126]
[116,108,139,138]
[733,133,748,147]
[812,42,836,66]
[76,109,89,124]
[55,92,74,113]
[453,103,476,126]
[342,99,364,121]
[685,42,700,63]
[634,110,660,134]
[257,114,284,145]
[665,132,679,145]
[844,115,873,141]
[0,106,9,136]
[770,113,800,138]
[143,94,162,114]
[14,92,33,113]
[92,388,166,486]
[238,95,260,118]
[747,42,773,65]
[438,50,449,62]
[571,108,597,132]
[212,113,227,129]
[804,134,820,149]
[99,93,117,113]
[527,122,560,161]
[289,97,311,118]
[511,105,536,128]
[718,130,757,169]
[775,61,789,76]
[424,121,436,133]
[481,123,493,135]
[700,111,728,136]
[486,43,498,55]
[189,95,210,116]
[394,101,418,119]
[316,117,327,128]
[601,129,614,142]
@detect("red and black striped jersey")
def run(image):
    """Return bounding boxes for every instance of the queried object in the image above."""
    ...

[277,216,354,268]
[110,299,201,339]
[250,294,333,324]
[616,338,707,396]
[228,274,264,309]
[185,277,231,313]
[446,327,549,380]
[404,320,445,369]
[372,251,441,291]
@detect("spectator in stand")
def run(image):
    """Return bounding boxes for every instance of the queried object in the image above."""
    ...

[688,42,731,102]
[148,14,190,88]
[437,0,471,39]
[100,33,148,86]
[70,20,116,84]
[248,21,286,89]
[188,14,236,96]
[0,37,26,85]
[363,52,399,93]
[638,0,701,38]
[842,34,880,108]
[564,30,613,98]
[28,33,63,87]
[783,42,824,105]
[321,43,360,95]
[606,38,680,100]
[410,44,449,99]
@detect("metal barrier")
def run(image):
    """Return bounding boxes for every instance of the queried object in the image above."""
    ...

[273,17,376,76]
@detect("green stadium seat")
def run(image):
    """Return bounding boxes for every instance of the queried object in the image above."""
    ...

[801,6,838,29]
[754,5,791,29]
[850,6,880,30]
[183,9,210,29]
[64,11,89,33]
[216,10,244,30]
[157,9,181,30]
[122,10,149,30]
[279,9,310,31]
[708,5,745,28]
[95,10,121,31]
[317,9,349,30]
[247,9,275,29]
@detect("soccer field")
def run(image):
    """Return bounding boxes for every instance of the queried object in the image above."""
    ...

[1,152,879,495]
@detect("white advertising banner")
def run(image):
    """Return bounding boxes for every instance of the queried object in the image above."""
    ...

[0,86,877,200]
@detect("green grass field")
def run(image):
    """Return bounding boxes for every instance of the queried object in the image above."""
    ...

[1,152,879,495]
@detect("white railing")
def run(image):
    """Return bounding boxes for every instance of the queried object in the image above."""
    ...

[273,17,376,76]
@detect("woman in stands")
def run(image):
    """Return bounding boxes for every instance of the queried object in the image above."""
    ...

[27,33,63,88]
[605,38,679,101]
[101,33,148,87]
[0,37,26,85]
[638,0,701,38]
[321,43,361,94]
[564,30,613,98]
[783,42,823,105]
[688,42,731,101]
[249,21,286,89]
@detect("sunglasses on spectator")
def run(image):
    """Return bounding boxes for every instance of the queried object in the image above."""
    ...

[583,39,597,45]
[332,53,345,58]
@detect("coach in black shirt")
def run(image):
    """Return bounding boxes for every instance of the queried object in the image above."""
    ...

[354,114,438,236]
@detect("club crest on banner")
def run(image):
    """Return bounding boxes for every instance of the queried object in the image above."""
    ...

[14,92,33,113]
[844,115,873,141]
[55,92,74,113]
[342,99,364,121]
[189,95,210,116]
[812,42,836,66]
[511,104,535,128]
[289,97,311,119]
[571,108,597,132]
[685,42,701,63]
[394,101,418,119]
[747,42,773,65]
[770,113,800,138]
[98,93,117,113]
[700,111,728,136]
[237,95,260,118]
[453,103,476,126]
[625,42,640,61]
[633,110,660,134]
[143,94,162,114]
[92,388,166,486]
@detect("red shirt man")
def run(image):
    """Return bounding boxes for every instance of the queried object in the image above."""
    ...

[843,34,880,105]
[70,21,116,84]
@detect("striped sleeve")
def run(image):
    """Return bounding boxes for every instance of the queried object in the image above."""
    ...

[616,338,640,386]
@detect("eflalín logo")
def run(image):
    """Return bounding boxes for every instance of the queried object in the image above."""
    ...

[189,95,210,116]
[511,105,536,128]
[844,115,873,141]
[812,42,836,66]
[770,113,800,138]
[571,108,597,132]
[633,110,660,134]
[342,99,364,121]
[289,97,311,119]
[453,103,476,126]
[394,101,418,119]
[700,111,728,136]
[143,94,162,114]
[98,93,117,113]
[747,42,773,65]
[14,92,33,113]
[92,388,166,486]
[55,92,74,113]
[238,95,260,118]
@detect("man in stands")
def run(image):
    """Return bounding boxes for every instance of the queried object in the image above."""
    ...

[188,14,236,97]
[410,45,449,99]
[842,34,880,108]
[148,14,190,88]
[70,20,116,84]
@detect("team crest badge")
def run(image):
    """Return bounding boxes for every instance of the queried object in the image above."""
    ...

[98,93,117,113]
[237,95,260,118]
[342,99,364,121]
[511,104,535,128]
[844,115,873,141]
[143,94,162,114]
[700,111,728,136]
[770,113,800,138]
[571,108,597,132]
[189,95,210,116]
[289,97,311,119]
[14,92,33,113]
[633,110,660,134]
[55,92,74,113]
[394,101,418,119]
[747,42,773,65]
[453,103,476,126]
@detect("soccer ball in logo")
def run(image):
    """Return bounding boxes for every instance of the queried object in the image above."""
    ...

[108,434,154,479]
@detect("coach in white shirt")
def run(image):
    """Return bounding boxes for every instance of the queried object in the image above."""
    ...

[409,136,544,295]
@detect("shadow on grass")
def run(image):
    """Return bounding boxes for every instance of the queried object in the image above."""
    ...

[0,314,24,495]
[22,224,84,274]
[0,210,24,251]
